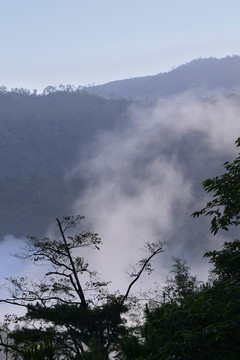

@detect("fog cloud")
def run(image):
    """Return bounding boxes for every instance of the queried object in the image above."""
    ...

[72,93,240,292]
[0,235,28,320]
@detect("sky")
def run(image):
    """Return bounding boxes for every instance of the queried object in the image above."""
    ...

[1,0,240,91]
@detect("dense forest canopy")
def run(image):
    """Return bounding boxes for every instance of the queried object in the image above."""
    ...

[0,87,130,238]
[0,87,129,177]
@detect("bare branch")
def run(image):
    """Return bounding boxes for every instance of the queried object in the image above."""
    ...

[106,240,165,351]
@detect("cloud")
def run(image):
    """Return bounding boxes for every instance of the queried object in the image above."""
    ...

[0,235,28,320]
[0,235,50,320]
[72,92,240,293]
[0,235,26,279]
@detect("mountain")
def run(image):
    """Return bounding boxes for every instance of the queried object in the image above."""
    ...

[90,55,240,99]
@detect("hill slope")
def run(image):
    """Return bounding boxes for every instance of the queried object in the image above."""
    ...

[0,89,129,237]
[91,56,240,99]
[0,90,129,177]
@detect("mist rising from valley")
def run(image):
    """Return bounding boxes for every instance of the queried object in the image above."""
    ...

[71,92,240,291]
[1,57,240,296]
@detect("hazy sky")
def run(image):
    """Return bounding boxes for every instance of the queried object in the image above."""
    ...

[1,0,240,91]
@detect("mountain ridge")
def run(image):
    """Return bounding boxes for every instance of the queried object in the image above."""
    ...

[89,55,240,99]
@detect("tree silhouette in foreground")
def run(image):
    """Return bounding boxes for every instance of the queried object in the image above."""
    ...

[0,216,164,360]
[192,137,240,234]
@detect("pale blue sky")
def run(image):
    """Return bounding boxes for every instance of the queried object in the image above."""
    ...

[0,0,239,91]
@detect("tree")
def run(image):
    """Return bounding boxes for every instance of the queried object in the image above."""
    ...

[121,254,240,360]
[161,257,199,305]
[0,216,164,360]
[120,258,201,360]
[192,137,240,234]
[120,139,240,360]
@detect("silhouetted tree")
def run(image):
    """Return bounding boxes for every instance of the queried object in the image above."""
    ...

[0,216,164,360]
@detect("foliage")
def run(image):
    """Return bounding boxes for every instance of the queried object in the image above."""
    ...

[192,137,240,234]
[0,216,164,360]
[121,252,240,360]
[204,239,240,283]
[120,140,240,359]
[162,257,199,304]
[21,339,54,360]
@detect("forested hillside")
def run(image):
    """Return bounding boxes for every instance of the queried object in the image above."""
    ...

[0,88,129,238]
[0,88,129,177]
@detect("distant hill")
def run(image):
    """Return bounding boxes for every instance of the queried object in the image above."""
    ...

[0,89,129,238]
[0,89,129,177]
[90,55,240,99]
